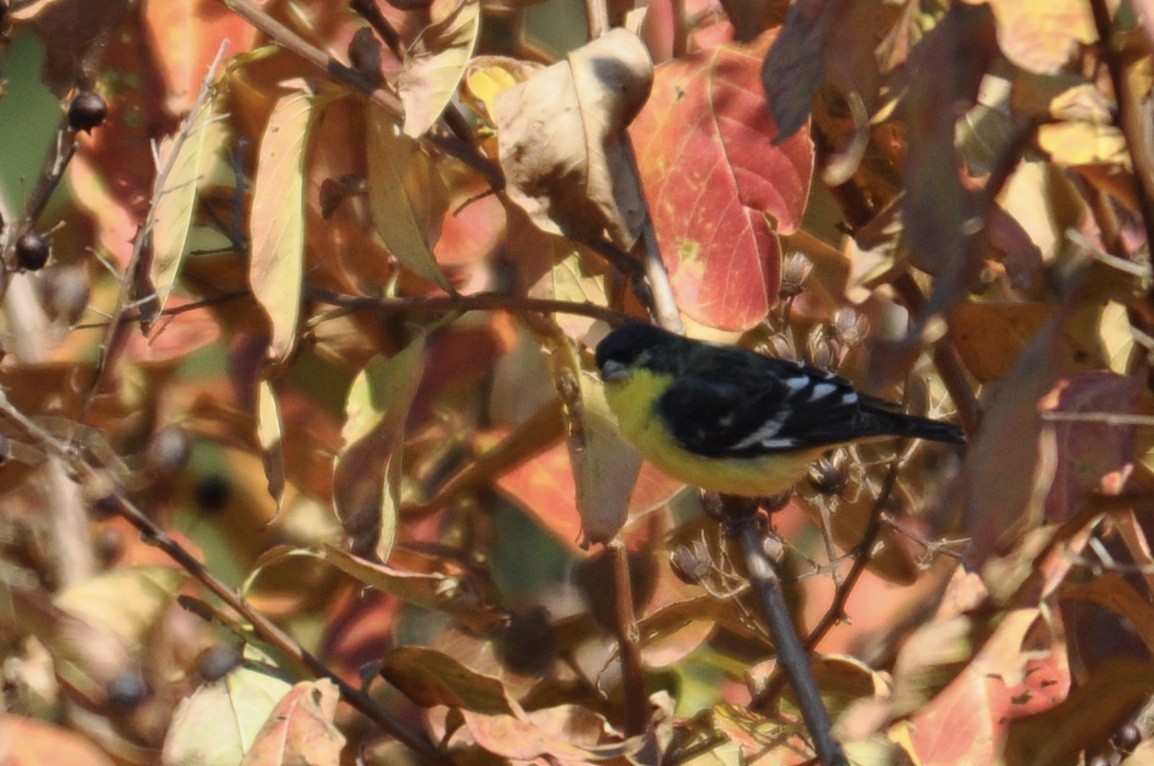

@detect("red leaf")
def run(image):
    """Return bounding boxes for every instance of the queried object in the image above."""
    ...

[632,31,814,331]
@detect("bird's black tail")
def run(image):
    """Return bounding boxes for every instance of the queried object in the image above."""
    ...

[868,406,965,445]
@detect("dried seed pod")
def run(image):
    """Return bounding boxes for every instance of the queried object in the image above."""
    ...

[669,538,712,585]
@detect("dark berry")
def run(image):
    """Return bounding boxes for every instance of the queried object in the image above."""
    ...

[194,473,231,512]
[495,607,557,676]
[107,672,146,709]
[1115,723,1142,754]
[198,644,242,682]
[15,233,49,271]
[67,91,107,133]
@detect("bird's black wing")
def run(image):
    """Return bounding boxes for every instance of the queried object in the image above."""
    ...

[656,350,872,457]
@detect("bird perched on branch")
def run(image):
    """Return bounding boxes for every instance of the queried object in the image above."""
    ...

[595,323,964,497]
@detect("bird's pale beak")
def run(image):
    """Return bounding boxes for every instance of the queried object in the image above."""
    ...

[599,359,630,382]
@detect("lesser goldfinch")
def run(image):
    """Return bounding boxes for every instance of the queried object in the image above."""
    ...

[595,323,964,496]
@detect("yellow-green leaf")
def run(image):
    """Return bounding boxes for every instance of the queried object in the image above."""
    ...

[150,96,226,321]
[55,566,186,653]
[162,661,292,765]
[365,106,452,291]
[257,378,286,512]
[250,86,315,363]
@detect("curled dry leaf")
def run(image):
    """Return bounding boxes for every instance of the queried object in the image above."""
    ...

[494,27,653,249]
[462,55,545,126]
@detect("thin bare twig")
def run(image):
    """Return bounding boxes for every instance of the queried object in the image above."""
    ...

[891,274,981,436]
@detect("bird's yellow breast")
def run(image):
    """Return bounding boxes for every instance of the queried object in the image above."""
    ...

[603,368,823,497]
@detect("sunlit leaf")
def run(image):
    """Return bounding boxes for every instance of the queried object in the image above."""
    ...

[984,0,1096,75]
[250,85,316,363]
[365,106,452,290]
[150,94,226,324]
[55,566,186,652]
[256,378,286,513]
[462,55,543,125]
[239,680,345,766]
[162,661,292,765]
[398,0,480,137]
[495,28,652,249]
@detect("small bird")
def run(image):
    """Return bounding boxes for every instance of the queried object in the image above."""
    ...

[595,323,964,497]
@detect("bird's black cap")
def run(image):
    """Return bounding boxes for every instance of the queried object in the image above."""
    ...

[595,323,678,373]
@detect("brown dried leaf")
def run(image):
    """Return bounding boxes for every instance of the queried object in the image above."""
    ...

[380,646,518,714]
[334,338,426,561]
[760,0,842,142]
[1004,659,1154,765]
[495,28,652,249]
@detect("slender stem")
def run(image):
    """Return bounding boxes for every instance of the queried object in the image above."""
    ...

[726,500,847,766]
[585,0,610,39]
[608,539,649,735]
